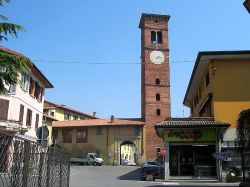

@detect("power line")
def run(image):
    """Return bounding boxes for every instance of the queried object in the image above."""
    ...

[32,59,195,64]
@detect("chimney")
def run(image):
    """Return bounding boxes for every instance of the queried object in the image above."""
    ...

[110,115,114,123]
[93,112,96,117]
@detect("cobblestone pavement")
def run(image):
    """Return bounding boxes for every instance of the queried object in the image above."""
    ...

[70,165,239,187]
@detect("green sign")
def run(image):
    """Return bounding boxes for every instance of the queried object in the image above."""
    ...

[164,128,216,142]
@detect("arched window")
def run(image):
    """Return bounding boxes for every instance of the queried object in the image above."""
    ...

[151,31,156,43]
[156,93,160,101]
[157,31,162,44]
[156,109,161,116]
[155,78,160,85]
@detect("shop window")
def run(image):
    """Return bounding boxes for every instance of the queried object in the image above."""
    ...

[155,78,160,85]
[96,127,102,135]
[156,109,161,116]
[76,128,88,143]
[26,109,32,127]
[156,93,160,101]
[62,128,72,143]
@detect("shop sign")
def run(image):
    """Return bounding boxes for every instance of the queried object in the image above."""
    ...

[164,129,216,142]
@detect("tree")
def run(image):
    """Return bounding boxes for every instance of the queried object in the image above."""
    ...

[0,0,25,41]
[0,0,29,94]
[236,109,250,182]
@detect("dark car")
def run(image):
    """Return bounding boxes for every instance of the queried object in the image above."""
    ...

[142,160,164,177]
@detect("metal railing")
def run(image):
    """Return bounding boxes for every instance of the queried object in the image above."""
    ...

[0,131,70,187]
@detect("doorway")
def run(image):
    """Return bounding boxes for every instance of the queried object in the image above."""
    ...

[120,141,137,165]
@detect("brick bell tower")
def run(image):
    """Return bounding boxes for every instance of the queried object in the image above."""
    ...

[139,13,171,160]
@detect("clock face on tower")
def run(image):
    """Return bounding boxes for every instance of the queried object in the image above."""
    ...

[150,50,165,64]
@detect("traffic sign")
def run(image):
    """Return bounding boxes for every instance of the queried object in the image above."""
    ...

[161,148,167,156]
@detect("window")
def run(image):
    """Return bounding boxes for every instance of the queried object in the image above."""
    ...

[64,113,71,120]
[156,93,160,101]
[96,127,102,135]
[50,110,55,117]
[155,78,160,85]
[0,99,9,120]
[156,109,161,116]
[134,126,141,135]
[76,128,87,143]
[35,114,39,129]
[156,147,161,155]
[73,115,78,120]
[80,117,85,120]
[26,109,32,127]
[157,31,162,43]
[62,128,72,143]
[19,104,24,124]
[21,72,30,91]
[29,77,35,95]
[151,31,156,43]
[205,73,210,87]
[151,31,163,44]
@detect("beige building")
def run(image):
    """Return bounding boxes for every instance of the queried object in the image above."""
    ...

[0,46,53,138]
[52,116,145,165]
[43,100,96,145]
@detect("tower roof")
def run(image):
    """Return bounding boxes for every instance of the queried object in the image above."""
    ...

[139,13,170,28]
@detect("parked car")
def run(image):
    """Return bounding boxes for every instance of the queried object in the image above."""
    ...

[142,160,164,177]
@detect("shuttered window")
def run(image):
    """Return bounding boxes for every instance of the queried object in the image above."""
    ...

[0,99,9,120]
[35,114,39,129]
[19,104,24,124]
[62,128,72,143]
[26,109,32,127]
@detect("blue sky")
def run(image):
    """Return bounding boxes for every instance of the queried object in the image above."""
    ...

[1,0,250,118]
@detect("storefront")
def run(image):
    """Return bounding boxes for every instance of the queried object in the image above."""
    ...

[155,118,230,180]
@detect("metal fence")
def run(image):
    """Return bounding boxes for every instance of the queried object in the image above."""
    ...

[0,131,70,187]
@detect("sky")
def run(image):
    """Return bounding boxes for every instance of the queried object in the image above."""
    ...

[1,0,250,118]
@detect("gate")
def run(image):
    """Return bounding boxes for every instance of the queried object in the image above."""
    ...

[0,131,70,187]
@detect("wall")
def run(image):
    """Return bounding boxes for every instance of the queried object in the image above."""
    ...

[212,59,250,127]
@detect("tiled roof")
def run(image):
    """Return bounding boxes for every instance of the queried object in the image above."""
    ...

[44,100,97,119]
[0,46,53,88]
[156,117,230,128]
[52,118,145,128]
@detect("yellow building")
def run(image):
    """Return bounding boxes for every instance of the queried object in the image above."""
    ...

[182,50,250,176]
[52,116,145,165]
[43,100,96,145]
[183,50,250,142]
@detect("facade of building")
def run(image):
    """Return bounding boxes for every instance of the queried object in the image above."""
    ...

[52,116,145,165]
[0,46,53,138]
[139,13,171,160]
[183,51,250,145]
[155,118,229,180]
[43,100,97,144]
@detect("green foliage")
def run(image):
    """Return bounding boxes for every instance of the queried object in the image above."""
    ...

[236,109,250,150]
[0,0,26,41]
[0,51,30,94]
